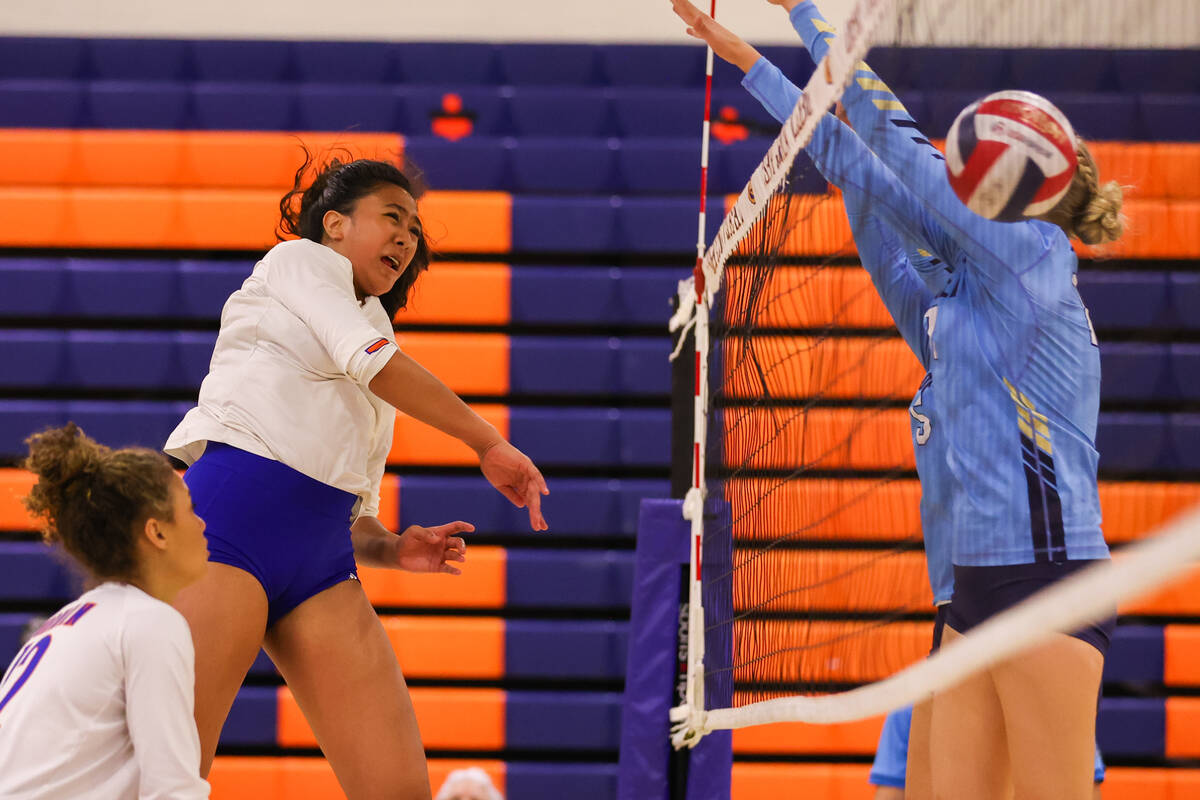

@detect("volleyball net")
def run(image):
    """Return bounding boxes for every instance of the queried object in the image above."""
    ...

[667,0,1200,748]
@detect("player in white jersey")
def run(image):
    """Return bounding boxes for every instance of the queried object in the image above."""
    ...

[164,152,549,799]
[0,424,210,799]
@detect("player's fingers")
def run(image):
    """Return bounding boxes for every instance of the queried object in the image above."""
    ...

[445,549,466,563]
[525,485,548,531]
[430,520,475,537]
[440,563,462,576]
[498,484,526,508]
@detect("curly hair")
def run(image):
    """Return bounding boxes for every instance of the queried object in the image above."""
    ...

[22,423,176,582]
[277,147,432,318]
[1041,139,1125,245]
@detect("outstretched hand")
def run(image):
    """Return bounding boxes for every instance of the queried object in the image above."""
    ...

[669,0,762,73]
[479,441,549,531]
[393,521,472,575]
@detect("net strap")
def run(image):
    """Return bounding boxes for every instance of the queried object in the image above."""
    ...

[671,0,899,749]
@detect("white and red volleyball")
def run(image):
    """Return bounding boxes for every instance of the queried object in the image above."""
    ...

[945,90,1078,222]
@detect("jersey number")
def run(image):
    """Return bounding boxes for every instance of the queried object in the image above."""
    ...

[923,306,940,360]
[910,384,932,445]
[0,636,51,718]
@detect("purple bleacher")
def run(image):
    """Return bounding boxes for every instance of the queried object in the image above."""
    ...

[173,332,218,389]
[507,550,634,609]
[910,48,1010,92]
[1098,698,1164,758]
[404,137,509,193]
[1044,92,1145,141]
[1171,415,1200,471]
[511,196,617,252]
[616,196,722,253]
[191,40,293,82]
[1104,625,1163,684]
[1113,50,1200,94]
[192,82,294,130]
[1141,94,1200,141]
[0,38,86,79]
[506,621,628,680]
[612,88,705,137]
[1078,271,1170,330]
[177,260,252,319]
[507,764,617,800]
[222,688,278,747]
[510,337,616,395]
[508,407,622,466]
[395,43,499,85]
[0,615,32,676]
[294,84,402,132]
[1095,413,1171,473]
[0,81,84,127]
[508,87,614,137]
[88,38,189,81]
[599,45,705,87]
[509,138,617,194]
[0,402,68,457]
[400,475,659,537]
[1008,49,1115,92]
[719,142,827,196]
[0,258,67,316]
[66,332,172,389]
[87,81,191,129]
[497,44,601,87]
[506,691,622,750]
[64,258,175,317]
[616,139,698,194]
[62,400,184,452]
[711,86,788,133]
[1173,345,1200,400]
[398,86,510,138]
[0,543,83,603]
[508,266,685,326]
[616,338,671,396]
[1169,273,1200,330]
[292,41,396,83]
[0,332,64,389]
[617,409,671,466]
[1100,344,1174,402]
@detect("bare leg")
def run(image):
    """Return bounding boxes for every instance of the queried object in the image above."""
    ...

[994,633,1103,800]
[929,626,1012,800]
[173,563,268,777]
[264,579,430,800]
[904,698,934,800]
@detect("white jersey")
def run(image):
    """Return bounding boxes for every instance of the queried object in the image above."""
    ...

[0,583,209,800]
[165,238,399,519]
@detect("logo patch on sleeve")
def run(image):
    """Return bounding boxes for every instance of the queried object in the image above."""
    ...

[365,338,391,354]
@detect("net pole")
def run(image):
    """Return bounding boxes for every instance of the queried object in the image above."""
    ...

[682,0,718,728]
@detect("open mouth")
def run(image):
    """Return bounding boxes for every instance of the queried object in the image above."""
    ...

[381,255,401,273]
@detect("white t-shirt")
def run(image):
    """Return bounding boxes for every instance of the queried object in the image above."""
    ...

[165,239,399,519]
[0,583,209,800]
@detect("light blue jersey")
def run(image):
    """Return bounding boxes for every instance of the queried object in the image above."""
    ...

[751,2,1108,568]
[741,59,956,604]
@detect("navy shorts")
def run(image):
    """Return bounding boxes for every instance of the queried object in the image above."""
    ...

[184,442,359,628]
[946,561,1116,656]
[931,604,949,653]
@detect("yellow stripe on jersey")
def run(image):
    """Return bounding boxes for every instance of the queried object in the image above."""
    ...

[917,249,932,258]
[873,99,908,111]
[1004,378,1054,456]
[857,77,892,93]
[812,18,837,33]
[856,61,871,71]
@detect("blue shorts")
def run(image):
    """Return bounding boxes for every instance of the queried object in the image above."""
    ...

[946,561,1116,656]
[184,442,359,628]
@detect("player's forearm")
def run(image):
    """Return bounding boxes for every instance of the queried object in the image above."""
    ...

[369,350,504,457]
[351,515,399,568]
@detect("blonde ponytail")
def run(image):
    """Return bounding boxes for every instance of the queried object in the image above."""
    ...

[1040,140,1125,245]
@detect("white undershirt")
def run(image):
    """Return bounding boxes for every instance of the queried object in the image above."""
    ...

[0,583,209,799]
[165,238,399,519]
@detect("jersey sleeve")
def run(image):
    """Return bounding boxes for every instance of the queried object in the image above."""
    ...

[788,0,1051,288]
[742,57,937,362]
[264,241,399,387]
[122,606,210,800]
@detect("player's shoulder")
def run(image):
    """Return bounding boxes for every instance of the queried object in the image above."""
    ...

[114,586,191,646]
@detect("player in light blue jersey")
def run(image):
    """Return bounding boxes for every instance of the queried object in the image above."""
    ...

[668,2,1126,798]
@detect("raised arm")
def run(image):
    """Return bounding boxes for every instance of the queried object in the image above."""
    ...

[780,0,1050,279]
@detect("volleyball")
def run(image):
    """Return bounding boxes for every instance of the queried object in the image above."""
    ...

[945,90,1078,222]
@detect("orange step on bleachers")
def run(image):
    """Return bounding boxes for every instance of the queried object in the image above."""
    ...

[208,757,505,800]
[0,187,510,252]
[0,129,403,189]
